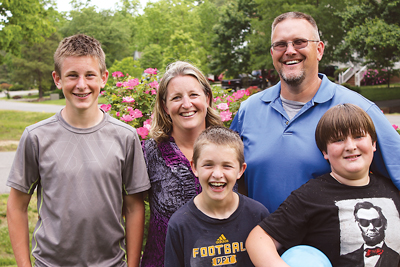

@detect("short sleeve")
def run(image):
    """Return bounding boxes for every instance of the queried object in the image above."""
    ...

[122,130,150,195]
[258,191,308,249]
[7,129,40,194]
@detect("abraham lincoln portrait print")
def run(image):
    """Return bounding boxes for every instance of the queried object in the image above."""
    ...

[336,198,400,267]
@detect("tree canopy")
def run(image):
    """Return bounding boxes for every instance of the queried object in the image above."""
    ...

[337,0,400,86]
[0,0,55,63]
[2,0,400,93]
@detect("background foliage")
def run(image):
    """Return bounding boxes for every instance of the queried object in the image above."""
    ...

[1,0,400,93]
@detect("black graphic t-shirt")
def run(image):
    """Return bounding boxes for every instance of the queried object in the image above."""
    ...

[165,194,270,267]
[259,173,400,267]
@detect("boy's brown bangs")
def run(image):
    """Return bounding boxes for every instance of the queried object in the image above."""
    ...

[327,112,371,142]
[316,104,377,153]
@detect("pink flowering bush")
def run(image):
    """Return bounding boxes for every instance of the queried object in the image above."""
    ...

[393,124,400,134]
[213,86,261,127]
[102,68,261,139]
[362,69,387,86]
[101,68,159,139]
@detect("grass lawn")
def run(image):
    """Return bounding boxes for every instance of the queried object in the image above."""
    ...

[0,110,55,142]
[0,193,37,266]
[360,85,400,101]
[27,96,108,105]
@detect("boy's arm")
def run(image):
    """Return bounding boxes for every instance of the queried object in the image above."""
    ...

[7,188,32,267]
[246,226,290,267]
[123,192,145,267]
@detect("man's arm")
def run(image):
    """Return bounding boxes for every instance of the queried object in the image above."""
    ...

[246,226,289,267]
[123,192,145,267]
[7,188,32,267]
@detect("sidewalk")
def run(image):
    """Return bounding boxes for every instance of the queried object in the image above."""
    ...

[0,99,64,113]
[0,152,15,194]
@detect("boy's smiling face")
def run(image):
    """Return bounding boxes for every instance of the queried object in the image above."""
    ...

[191,143,246,203]
[322,133,376,186]
[53,56,108,114]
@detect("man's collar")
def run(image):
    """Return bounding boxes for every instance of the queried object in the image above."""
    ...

[260,73,335,104]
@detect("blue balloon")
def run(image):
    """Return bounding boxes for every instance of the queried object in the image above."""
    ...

[281,245,332,267]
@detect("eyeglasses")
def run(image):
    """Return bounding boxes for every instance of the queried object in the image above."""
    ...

[271,39,320,51]
[358,218,383,228]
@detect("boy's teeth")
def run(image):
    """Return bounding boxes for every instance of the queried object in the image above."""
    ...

[286,60,300,65]
[75,93,90,97]
[182,112,195,117]
[210,182,225,187]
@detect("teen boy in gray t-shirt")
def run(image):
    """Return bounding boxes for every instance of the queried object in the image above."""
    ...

[7,34,150,267]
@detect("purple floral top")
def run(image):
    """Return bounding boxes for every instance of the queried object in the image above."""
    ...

[140,137,201,267]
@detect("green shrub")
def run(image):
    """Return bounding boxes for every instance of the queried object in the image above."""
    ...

[334,67,349,80]
[341,83,360,93]
[327,76,335,83]
[9,84,26,91]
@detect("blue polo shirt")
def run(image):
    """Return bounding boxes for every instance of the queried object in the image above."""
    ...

[231,74,400,212]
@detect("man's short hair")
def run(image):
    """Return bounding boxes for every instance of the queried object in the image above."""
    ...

[193,126,244,167]
[354,201,387,229]
[315,103,377,154]
[54,34,106,76]
[271,12,320,41]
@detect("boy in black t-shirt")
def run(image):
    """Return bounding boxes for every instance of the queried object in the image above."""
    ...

[246,103,400,267]
[164,126,269,266]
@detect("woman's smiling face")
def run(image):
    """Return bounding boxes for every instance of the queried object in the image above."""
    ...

[164,75,209,135]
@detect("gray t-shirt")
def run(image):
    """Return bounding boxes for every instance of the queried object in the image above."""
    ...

[280,95,306,120]
[7,110,150,267]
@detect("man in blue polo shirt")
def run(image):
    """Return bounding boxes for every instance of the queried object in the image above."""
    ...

[230,11,400,212]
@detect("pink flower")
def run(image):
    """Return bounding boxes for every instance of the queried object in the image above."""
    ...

[116,82,124,87]
[100,91,105,95]
[216,103,229,110]
[226,95,236,104]
[143,119,152,130]
[112,71,124,78]
[151,89,157,95]
[100,104,111,112]
[121,114,133,122]
[123,78,139,88]
[137,127,149,139]
[233,90,246,100]
[122,97,135,103]
[127,107,133,112]
[144,90,150,94]
[214,96,221,102]
[130,109,143,119]
[220,111,232,122]
[144,68,158,75]
[116,112,120,117]
[393,124,399,130]
[149,80,159,89]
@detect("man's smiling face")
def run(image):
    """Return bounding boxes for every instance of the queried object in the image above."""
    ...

[270,18,323,87]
